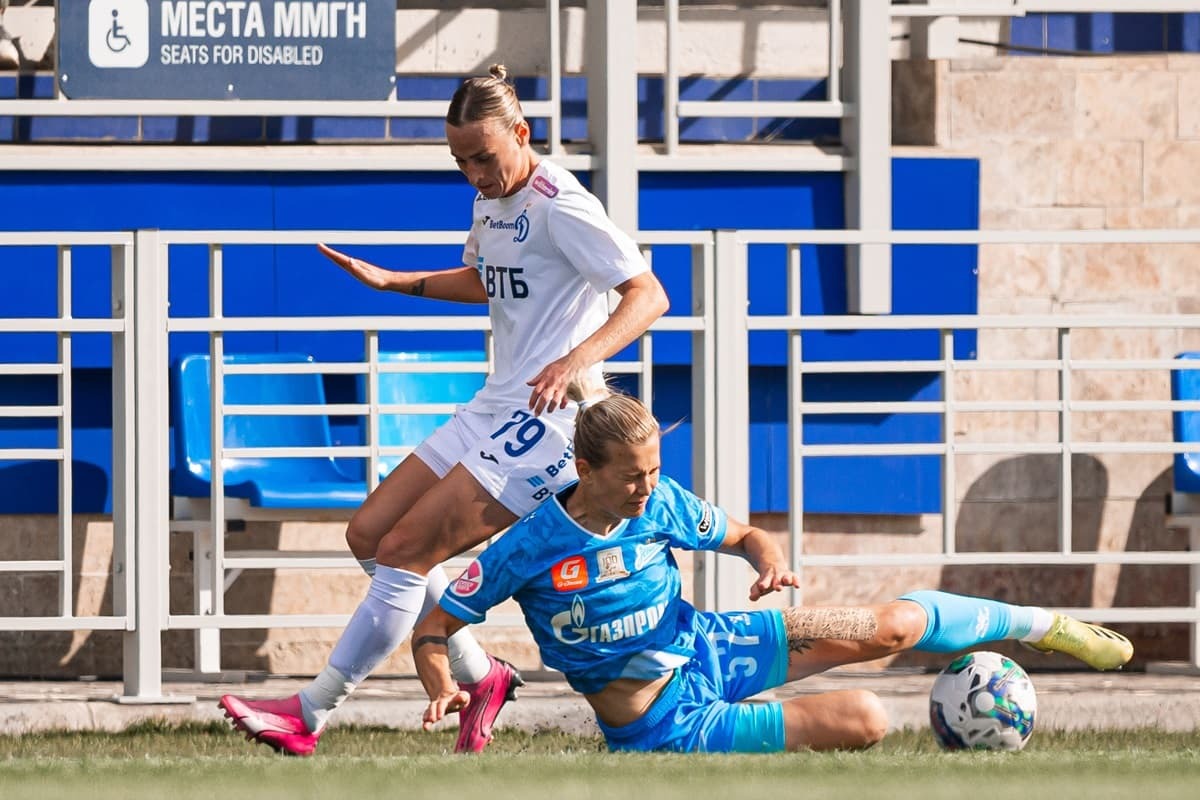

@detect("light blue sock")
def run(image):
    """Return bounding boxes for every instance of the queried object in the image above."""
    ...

[899,590,1037,653]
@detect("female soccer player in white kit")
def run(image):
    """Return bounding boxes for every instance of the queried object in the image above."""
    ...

[218,64,669,756]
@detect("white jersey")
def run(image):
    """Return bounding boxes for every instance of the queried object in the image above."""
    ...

[462,159,650,411]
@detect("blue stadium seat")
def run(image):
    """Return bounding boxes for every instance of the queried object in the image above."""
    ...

[1171,352,1200,494]
[171,353,367,509]
[373,350,488,480]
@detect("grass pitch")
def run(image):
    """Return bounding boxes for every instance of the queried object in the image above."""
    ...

[1,722,1198,800]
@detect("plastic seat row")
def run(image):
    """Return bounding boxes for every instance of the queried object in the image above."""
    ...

[170,350,487,508]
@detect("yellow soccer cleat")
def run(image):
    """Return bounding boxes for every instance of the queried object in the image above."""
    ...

[1027,613,1133,671]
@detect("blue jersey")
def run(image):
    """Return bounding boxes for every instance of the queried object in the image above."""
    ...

[440,475,728,694]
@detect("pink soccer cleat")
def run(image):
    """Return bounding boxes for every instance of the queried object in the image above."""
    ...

[454,655,524,753]
[218,693,322,757]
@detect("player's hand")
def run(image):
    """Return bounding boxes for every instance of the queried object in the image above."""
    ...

[526,353,589,416]
[422,689,471,731]
[750,564,800,601]
[317,242,394,292]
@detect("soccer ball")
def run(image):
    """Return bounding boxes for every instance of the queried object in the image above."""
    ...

[929,650,1037,751]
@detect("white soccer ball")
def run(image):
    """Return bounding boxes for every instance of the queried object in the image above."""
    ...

[929,650,1037,751]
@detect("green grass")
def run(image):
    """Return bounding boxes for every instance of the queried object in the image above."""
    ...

[1,723,1199,800]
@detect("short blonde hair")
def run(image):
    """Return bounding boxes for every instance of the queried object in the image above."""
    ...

[445,64,524,130]
[574,393,659,467]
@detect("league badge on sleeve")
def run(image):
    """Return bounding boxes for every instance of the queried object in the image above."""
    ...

[532,174,559,198]
[452,560,484,597]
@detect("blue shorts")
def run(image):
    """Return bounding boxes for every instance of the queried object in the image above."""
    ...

[597,609,789,753]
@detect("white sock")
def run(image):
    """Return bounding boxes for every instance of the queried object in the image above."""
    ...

[1018,607,1057,642]
[299,666,355,733]
[297,565,427,731]
[424,565,493,684]
[357,557,377,577]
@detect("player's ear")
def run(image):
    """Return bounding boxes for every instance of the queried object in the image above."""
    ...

[513,118,530,147]
[576,458,592,483]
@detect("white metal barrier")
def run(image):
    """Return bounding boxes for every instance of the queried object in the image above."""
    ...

[6,225,1200,697]
[708,227,1200,666]
[0,232,150,692]
[154,229,716,684]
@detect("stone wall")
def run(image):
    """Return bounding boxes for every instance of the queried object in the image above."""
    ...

[879,53,1200,665]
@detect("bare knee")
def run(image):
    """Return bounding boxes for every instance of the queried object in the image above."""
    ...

[876,600,928,652]
[806,690,888,751]
[784,689,889,751]
[849,690,889,748]
[345,512,383,561]
[375,522,442,574]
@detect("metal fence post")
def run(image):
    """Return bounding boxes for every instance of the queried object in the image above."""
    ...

[586,0,639,234]
[842,0,892,314]
[118,229,189,703]
[703,231,755,612]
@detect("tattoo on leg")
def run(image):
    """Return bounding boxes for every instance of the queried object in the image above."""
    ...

[413,635,449,651]
[783,607,878,649]
[410,278,427,297]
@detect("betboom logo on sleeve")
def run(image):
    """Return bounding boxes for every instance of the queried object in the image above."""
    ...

[452,560,483,597]
[551,555,588,591]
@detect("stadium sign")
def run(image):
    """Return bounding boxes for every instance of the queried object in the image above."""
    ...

[58,1,395,99]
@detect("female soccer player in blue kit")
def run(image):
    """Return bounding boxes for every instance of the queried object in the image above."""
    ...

[219,66,668,756]
[414,393,1134,753]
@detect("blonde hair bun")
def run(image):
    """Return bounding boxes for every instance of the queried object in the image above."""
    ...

[489,64,509,82]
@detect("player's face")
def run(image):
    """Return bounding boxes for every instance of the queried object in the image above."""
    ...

[446,118,533,200]
[583,435,662,520]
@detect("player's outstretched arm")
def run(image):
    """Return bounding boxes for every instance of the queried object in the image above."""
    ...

[412,607,472,730]
[526,271,669,415]
[718,518,800,601]
[317,243,488,303]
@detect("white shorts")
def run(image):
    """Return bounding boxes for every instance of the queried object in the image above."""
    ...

[413,403,579,517]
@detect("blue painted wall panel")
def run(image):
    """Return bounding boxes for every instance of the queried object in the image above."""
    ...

[0,159,976,514]
[643,159,978,366]
[1010,13,1200,53]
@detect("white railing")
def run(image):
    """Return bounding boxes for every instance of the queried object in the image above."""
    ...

[153,229,714,678]
[5,226,1200,695]
[708,228,1200,665]
[0,232,136,642]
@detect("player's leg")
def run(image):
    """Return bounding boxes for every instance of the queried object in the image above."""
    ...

[342,423,495,691]
[780,591,1132,682]
[780,600,927,681]
[310,467,516,723]
[220,411,505,755]
[780,691,889,751]
[341,452,439,563]
[393,406,576,751]
[219,469,516,755]
[899,589,1132,670]
[299,405,577,752]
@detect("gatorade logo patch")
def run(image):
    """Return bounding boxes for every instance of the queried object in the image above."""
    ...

[551,555,588,591]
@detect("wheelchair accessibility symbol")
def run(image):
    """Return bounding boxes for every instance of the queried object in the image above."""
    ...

[88,0,149,68]
[106,10,133,53]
